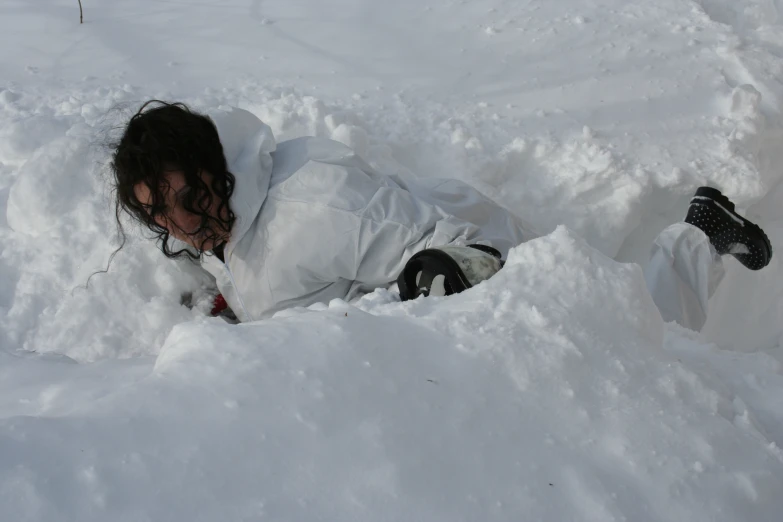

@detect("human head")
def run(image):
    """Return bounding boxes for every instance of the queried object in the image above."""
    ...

[111,100,236,258]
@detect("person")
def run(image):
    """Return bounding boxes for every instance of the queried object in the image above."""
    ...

[111,101,773,331]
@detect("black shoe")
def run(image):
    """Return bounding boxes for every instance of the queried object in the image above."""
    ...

[685,187,773,270]
[397,245,503,301]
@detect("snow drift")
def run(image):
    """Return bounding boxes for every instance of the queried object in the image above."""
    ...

[3,229,781,521]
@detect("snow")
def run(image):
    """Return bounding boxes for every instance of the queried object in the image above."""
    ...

[1,0,782,519]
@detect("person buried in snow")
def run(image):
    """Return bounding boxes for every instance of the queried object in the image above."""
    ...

[111,101,773,330]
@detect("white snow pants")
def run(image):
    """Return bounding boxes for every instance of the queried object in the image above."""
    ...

[644,223,725,331]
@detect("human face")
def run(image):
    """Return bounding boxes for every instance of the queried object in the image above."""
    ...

[133,169,230,251]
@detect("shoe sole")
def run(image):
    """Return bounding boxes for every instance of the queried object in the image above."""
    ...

[691,187,773,261]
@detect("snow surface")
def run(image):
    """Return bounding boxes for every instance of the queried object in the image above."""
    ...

[2,0,783,520]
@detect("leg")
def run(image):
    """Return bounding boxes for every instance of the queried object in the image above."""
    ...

[645,187,773,331]
[645,223,725,331]
[395,177,538,258]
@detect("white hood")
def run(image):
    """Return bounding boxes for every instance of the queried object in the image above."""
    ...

[208,107,276,249]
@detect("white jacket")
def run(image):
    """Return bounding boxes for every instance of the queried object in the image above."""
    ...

[201,108,535,322]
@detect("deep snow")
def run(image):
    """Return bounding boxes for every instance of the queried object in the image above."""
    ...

[1,0,783,520]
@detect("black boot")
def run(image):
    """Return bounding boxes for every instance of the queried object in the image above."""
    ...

[684,187,773,270]
[397,245,503,301]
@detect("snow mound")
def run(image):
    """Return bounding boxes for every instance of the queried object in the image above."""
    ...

[4,228,782,521]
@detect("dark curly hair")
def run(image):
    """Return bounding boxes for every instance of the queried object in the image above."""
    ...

[111,100,236,260]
